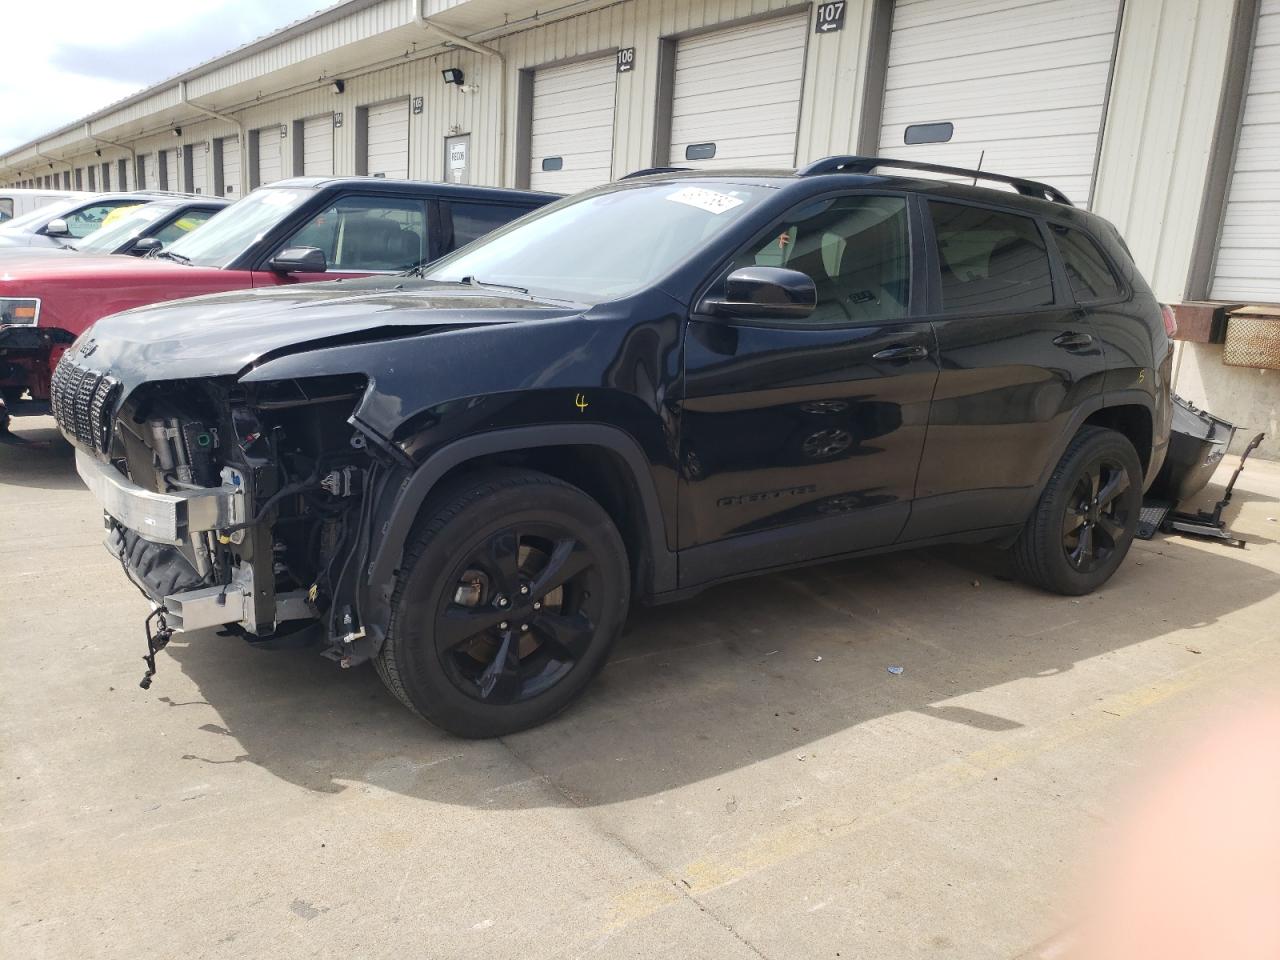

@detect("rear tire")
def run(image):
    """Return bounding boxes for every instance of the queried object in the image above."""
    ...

[374,468,630,737]
[1010,426,1143,595]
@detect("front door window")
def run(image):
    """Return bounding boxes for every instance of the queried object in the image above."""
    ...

[733,195,911,324]
[285,195,429,272]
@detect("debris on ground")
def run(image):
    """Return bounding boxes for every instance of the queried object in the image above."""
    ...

[812,656,822,662]
[971,579,981,588]
[1186,646,1202,655]
[887,666,904,676]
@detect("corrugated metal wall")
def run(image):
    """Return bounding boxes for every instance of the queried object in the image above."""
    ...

[0,0,1253,315]
[3,0,877,193]
[1091,0,1238,302]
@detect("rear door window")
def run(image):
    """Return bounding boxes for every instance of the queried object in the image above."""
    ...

[1050,224,1123,303]
[929,201,1054,313]
[444,201,534,250]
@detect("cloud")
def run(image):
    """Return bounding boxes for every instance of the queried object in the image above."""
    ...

[1,0,331,154]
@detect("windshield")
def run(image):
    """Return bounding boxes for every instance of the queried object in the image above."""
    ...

[424,182,772,304]
[163,187,312,268]
[74,204,171,253]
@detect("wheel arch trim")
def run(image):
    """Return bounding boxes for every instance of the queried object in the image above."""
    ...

[361,424,676,645]
[1036,391,1158,498]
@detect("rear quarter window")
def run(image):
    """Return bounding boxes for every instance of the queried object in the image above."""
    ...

[929,201,1054,314]
[1050,224,1123,303]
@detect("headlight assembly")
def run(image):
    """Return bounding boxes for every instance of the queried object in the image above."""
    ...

[0,297,40,326]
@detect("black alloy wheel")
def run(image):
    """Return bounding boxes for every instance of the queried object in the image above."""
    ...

[376,468,629,737]
[436,524,603,705]
[1061,457,1132,573]
[1010,426,1143,595]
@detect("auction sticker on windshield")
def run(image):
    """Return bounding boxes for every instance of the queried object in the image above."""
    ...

[665,186,745,215]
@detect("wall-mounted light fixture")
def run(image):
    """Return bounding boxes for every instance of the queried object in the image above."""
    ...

[331,79,345,95]
[173,127,183,137]
[95,149,102,157]
[442,67,465,86]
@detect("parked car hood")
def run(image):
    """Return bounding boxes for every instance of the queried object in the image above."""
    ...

[75,279,584,385]
[0,232,64,249]
[0,252,199,281]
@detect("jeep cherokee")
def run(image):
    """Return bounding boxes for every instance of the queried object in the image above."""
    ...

[54,156,1173,737]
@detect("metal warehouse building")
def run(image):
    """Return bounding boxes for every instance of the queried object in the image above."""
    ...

[3,0,1277,456]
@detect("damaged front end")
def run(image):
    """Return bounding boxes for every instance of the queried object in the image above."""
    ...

[60,360,390,684]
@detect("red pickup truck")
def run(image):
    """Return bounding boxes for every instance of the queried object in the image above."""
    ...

[0,177,555,435]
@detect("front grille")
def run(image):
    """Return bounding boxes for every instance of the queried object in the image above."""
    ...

[50,357,119,453]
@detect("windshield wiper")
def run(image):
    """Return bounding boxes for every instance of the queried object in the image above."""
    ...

[157,250,191,265]
[459,275,529,295]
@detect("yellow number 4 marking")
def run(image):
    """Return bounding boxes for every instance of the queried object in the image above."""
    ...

[575,393,589,413]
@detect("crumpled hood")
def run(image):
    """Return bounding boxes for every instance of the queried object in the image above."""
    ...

[75,277,583,385]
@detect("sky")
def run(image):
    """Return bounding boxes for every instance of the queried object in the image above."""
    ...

[1,0,334,154]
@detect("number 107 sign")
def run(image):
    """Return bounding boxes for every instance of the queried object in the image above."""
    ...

[815,0,846,32]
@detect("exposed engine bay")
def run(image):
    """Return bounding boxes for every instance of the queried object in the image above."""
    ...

[96,372,388,680]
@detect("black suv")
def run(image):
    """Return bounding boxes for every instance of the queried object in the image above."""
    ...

[56,156,1172,737]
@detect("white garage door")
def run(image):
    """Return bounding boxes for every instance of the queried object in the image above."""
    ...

[366,100,409,179]
[529,56,617,193]
[669,14,808,169]
[878,0,1123,206]
[1211,0,1280,302]
[219,136,241,197]
[303,114,334,176]
[189,142,208,195]
[257,129,283,186]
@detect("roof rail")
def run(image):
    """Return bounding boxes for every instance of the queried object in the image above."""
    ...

[129,189,208,200]
[796,155,1073,205]
[620,166,690,180]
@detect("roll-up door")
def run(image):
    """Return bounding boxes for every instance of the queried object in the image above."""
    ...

[878,0,1123,206]
[219,136,241,197]
[158,151,175,191]
[303,115,334,176]
[1211,0,1280,302]
[189,142,208,195]
[668,14,808,168]
[529,56,617,192]
[366,100,409,179]
[257,128,283,186]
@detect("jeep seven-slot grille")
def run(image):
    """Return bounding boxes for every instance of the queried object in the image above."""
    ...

[50,358,119,453]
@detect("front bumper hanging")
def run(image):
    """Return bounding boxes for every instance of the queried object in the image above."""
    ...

[77,450,311,634]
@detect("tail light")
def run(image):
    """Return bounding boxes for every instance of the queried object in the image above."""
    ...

[1160,303,1177,338]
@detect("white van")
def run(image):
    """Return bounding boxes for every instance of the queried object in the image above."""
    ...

[0,188,95,224]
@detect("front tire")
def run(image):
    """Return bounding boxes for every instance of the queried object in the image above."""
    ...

[375,468,630,737]
[1011,426,1143,595]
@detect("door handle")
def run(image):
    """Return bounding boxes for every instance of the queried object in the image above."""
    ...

[1053,331,1094,348]
[871,344,928,362]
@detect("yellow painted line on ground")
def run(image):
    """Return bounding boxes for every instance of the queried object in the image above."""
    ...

[602,632,1272,932]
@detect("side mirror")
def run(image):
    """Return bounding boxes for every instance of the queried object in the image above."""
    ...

[268,246,327,274]
[43,217,71,238]
[128,237,163,256]
[706,266,817,321]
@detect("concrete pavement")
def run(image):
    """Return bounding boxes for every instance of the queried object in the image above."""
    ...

[3,416,1278,959]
